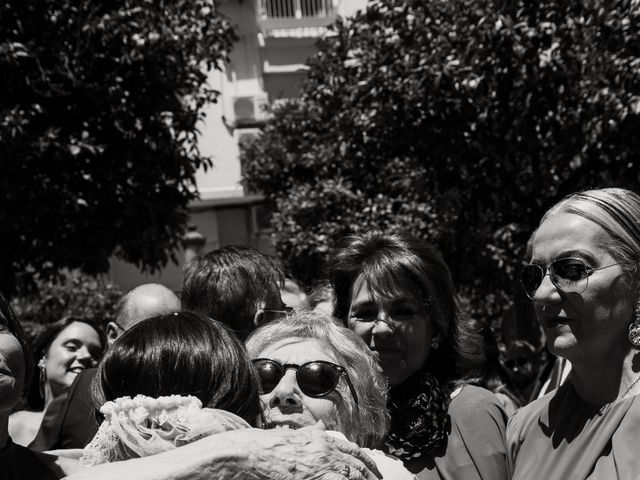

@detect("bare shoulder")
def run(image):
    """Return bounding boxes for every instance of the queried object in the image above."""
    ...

[8,409,44,446]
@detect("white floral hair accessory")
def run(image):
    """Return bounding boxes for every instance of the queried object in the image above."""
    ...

[80,394,251,466]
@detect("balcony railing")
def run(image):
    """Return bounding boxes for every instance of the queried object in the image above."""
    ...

[258,0,337,30]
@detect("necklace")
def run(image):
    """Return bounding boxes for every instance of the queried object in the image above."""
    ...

[617,374,640,402]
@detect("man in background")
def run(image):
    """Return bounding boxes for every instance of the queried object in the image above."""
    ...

[181,245,285,341]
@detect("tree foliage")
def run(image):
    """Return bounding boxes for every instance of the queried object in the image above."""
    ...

[242,0,640,323]
[10,271,123,343]
[0,0,236,295]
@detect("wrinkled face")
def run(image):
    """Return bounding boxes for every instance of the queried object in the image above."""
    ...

[44,322,103,394]
[0,330,25,413]
[257,338,353,436]
[530,212,636,363]
[348,275,432,386]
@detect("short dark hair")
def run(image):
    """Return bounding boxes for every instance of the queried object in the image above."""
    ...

[181,245,284,340]
[92,311,261,424]
[0,292,33,394]
[27,317,106,409]
[329,231,483,385]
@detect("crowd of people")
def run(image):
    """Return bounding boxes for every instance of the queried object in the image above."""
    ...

[1,187,640,479]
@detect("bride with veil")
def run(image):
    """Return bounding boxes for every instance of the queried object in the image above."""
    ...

[78,310,259,465]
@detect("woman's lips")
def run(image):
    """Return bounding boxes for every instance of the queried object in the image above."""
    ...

[545,317,571,328]
[263,412,316,430]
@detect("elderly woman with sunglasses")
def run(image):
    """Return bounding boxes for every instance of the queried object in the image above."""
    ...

[508,188,640,479]
[246,309,416,480]
[329,231,509,480]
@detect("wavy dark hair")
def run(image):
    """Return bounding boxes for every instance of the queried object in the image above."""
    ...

[92,311,261,424]
[329,231,484,386]
[27,316,106,410]
[0,292,33,394]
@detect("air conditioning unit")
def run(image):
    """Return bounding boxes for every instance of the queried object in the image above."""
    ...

[232,93,270,126]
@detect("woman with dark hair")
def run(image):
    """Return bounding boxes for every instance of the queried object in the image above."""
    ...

[80,311,260,464]
[9,316,105,446]
[509,188,640,479]
[330,231,509,479]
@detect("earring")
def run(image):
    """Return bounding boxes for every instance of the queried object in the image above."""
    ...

[628,303,640,348]
[431,332,442,350]
[38,357,47,399]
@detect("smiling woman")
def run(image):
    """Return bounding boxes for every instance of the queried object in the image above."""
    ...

[8,317,106,447]
[330,231,509,480]
[508,188,640,479]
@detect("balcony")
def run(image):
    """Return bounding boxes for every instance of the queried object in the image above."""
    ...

[258,0,337,33]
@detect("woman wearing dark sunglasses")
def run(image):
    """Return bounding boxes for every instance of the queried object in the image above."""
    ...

[246,309,416,479]
[329,231,509,480]
[508,188,640,480]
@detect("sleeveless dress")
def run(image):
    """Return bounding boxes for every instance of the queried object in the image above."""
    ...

[507,382,640,479]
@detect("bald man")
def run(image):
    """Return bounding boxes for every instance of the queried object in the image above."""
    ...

[30,283,180,451]
[106,283,181,345]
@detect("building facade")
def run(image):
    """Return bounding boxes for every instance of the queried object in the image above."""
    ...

[109,0,366,290]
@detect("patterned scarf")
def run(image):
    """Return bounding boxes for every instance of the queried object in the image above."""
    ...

[383,371,451,462]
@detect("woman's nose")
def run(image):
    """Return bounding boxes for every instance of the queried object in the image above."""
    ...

[75,346,94,366]
[532,273,561,304]
[372,312,395,338]
[267,370,303,408]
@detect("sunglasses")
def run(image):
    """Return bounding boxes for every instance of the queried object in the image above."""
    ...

[252,358,359,405]
[520,257,620,299]
[504,358,531,369]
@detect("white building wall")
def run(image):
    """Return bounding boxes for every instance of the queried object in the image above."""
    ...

[109,0,368,291]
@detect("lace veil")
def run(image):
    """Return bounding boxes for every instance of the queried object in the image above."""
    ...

[80,394,251,466]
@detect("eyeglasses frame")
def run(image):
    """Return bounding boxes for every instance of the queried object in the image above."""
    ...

[252,358,359,405]
[521,257,622,300]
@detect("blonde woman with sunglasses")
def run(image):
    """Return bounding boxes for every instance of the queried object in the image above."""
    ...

[246,309,416,480]
[509,188,640,479]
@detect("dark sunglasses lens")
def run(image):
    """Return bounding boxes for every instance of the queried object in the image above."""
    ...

[521,265,544,297]
[298,362,341,397]
[254,360,282,394]
[553,259,588,282]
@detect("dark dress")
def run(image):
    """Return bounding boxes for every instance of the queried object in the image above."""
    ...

[0,438,58,480]
[407,385,509,480]
[508,382,640,479]
[29,368,99,451]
